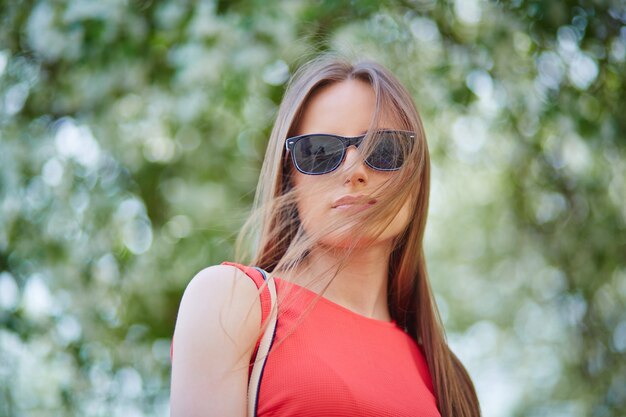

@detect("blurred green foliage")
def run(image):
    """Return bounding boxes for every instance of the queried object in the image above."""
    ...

[0,0,625,416]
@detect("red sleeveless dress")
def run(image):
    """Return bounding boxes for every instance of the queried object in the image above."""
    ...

[224,262,441,417]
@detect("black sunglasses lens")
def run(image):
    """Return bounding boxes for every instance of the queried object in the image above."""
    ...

[293,135,344,174]
[366,131,411,170]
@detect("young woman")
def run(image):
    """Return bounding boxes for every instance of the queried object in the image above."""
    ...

[170,56,480,417]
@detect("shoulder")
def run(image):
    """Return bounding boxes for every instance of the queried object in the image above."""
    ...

[183,264,260,302]
[174,264,263,354]
[171,264,262,415]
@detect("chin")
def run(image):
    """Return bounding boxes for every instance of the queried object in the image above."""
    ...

[301,210,410,251]
[318,228,392,250]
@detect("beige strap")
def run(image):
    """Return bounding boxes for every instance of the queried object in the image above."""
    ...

[247,272,277,417]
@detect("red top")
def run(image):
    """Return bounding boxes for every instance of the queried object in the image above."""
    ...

[224,262,441,417]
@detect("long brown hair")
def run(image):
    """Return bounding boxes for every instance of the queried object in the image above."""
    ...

[236,55,480,417]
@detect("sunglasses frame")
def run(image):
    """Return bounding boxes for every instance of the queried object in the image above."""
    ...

[284,130,416,175]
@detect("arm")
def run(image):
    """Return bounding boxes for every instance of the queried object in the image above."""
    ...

[170,265,262,417]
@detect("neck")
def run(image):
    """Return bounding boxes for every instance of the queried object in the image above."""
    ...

[288,242,393,322]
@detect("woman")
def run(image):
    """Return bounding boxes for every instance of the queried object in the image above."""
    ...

[170,55,480,417]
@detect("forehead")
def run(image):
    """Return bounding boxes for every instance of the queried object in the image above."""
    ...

[295,79,398,136]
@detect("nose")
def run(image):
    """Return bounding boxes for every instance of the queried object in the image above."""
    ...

[341,146,368,185]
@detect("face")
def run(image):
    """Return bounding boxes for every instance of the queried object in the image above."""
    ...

[290,79,412,249]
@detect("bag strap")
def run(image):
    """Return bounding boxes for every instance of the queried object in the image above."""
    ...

[247,267,278,417]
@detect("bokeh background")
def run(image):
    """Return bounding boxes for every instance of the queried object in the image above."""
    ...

[1,0,625,416]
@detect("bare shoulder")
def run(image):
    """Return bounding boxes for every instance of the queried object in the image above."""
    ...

[183,264,261,307]
[186,263,259,292]
[176,264,262,343]
[170,264,262,416]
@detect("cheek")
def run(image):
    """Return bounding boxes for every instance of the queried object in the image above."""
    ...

[296,193,319,228]
[381,199,413,240]
[293,175,327,229]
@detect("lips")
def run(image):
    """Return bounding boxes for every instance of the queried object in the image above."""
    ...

[332,195,377,209]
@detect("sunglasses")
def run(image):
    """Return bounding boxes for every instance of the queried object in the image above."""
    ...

[285,130,415,175]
